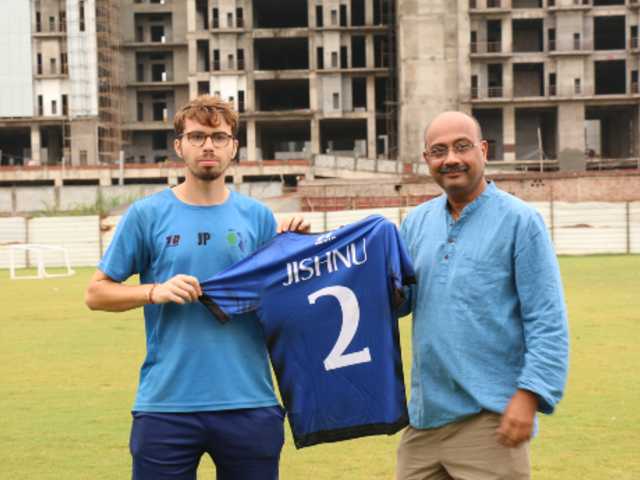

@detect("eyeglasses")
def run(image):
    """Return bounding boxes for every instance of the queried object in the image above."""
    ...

[178,131,234,148]
[425,140,480,160]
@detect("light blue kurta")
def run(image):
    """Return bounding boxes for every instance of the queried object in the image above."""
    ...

[400,182,569,429]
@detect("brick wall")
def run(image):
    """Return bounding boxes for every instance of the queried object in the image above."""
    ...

[299,170,640,211]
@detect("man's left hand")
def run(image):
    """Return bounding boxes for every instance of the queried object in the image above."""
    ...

[278,215,311,234]
[496,389,538,448]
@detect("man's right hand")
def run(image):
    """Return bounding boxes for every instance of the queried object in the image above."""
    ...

[151,274,203,305]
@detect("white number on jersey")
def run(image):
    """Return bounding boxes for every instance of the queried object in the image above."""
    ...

[307,285,372,371]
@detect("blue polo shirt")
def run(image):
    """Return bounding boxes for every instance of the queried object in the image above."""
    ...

[99,188,279,412]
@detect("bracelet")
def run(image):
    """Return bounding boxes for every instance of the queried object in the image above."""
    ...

[147,283,158,304]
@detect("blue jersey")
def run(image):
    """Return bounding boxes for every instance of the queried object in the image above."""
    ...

[99,188,279,412]
[200,215,416,448]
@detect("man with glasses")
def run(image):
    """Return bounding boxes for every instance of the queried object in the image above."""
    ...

[396,111,569,479]
[85,95,308,479]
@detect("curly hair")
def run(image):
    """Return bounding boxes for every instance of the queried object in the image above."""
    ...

[174,95,239,137]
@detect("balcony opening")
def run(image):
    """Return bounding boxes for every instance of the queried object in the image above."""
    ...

[256,121,311,160]
[487,20,502,53]
[316,5,323,27]
[152,131,168,150]
[473,109,503,160]
[352,77,367,110]
[488,63,503,97]
[253,0,308,28]
[595,60,626,94]
[340,46,348,68]
[198,81,210,95]
[513,0,542,7]
[375,77,388,113]
[586,105,638,158]
[320,119,368,157]
[340,4,348,27]
[152,102,167,121]
[317,47,324,69]
[237,49,245,70]
[373,0,392,25]
[549,72,556,95]
[196,0,208,30]
[513,19,543,52]
[515,108,557,161]
[351,0,365,26]
[374,35,389,68]
[594,16,625,50]
[351,36,366,67]
[255,80,310,111]
[212,8,219,28]
[593,0,624,4]
[0,128,30,166]
[254,38,309,70]
[150,25,165,42]
[197,40,210,72]
[151,64,167,82]
[513,63,544,97]
[236,8,244,28]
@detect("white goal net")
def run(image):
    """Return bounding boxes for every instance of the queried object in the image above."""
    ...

[9,244,75,280]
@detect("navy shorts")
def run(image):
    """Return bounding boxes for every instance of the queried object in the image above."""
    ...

[129,406,285,480]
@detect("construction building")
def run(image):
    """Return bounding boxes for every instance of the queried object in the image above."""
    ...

[121,0,396,164]
[1,0,639,171]
[0,0,121,167]
[399,0,640,166]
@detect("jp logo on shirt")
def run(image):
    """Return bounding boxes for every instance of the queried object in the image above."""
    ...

[315,231,337,246]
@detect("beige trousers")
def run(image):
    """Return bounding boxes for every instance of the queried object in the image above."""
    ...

[396,411,530,480]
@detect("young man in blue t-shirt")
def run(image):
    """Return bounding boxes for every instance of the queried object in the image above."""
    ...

[85,95,308,480]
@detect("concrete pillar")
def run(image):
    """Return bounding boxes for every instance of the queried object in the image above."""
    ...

[365,35,374,69]
[309,72,319,111]
[188,39,197,76]
[503,105,515,162]
[503,61,513,99]
[367,114,376,159]
[502,17,512,55]
[30,125,41,165]
[364,0,373,26]
[247,118,257,162]
[558,103,585,154]
[311,117,321,155]
[636,105,640,158]
[186,0,196,33]
[308,0,316,27]
[366,76,376,158]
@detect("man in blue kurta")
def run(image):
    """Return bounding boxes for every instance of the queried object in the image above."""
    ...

[396,111,569,480]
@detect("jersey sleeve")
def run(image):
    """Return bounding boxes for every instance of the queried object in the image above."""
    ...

[199,251,269,323]
[385,222,416,309]
[98,204,149,281]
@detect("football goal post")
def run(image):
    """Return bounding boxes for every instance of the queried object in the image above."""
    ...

[9,244,75,280]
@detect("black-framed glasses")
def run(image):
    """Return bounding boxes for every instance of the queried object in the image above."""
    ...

[178,131,234,148]
[425,140,481,160]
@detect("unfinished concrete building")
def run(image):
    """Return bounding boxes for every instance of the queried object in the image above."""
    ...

[119,0,397,163]
[0,0,121,167]
[398,0,640,168]
[4,0,639,172]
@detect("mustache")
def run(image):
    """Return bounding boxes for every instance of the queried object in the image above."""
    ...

[439,164,469,174]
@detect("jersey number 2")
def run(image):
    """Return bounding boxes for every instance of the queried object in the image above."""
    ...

[307,285,372,371]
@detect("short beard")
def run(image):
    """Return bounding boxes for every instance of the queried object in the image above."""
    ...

[187,165,224,182]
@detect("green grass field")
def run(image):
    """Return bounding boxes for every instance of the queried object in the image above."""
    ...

[1,256,639,479]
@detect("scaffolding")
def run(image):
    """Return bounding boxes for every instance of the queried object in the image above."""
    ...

[95,0,122,164]
[381,0,398,160]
